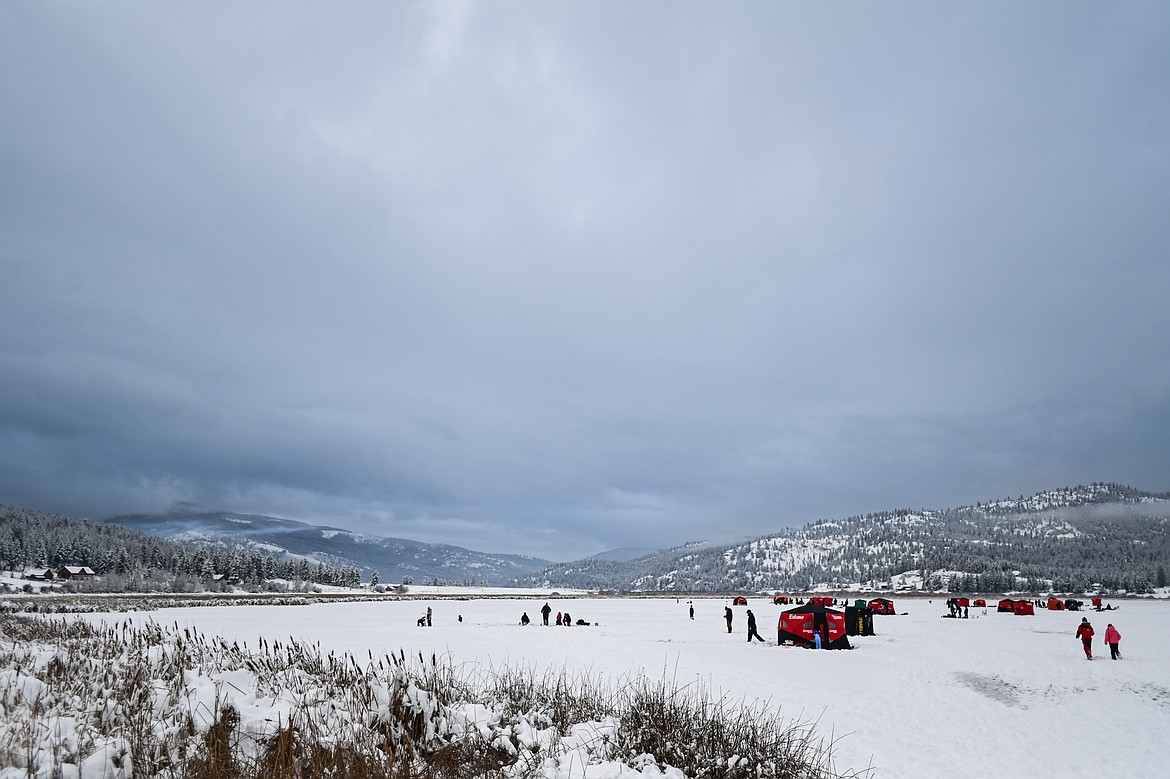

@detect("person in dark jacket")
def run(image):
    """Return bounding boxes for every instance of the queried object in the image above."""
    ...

[1075,617,1095,660]
[541,602,552,626]
[724,606,734,634]
[746,609,765,643]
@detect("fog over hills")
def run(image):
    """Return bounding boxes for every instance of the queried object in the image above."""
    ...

[113,483,1170,594]
[100,505,552,586]
[518,483,1170,593]
[5,483,1167,594]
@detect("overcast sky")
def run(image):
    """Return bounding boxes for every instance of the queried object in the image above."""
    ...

[2,3,1168,561]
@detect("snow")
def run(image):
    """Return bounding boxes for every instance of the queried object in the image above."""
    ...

[8,595,1169,778]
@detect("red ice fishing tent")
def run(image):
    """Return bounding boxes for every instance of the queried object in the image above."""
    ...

[809,596,833,607]
[1091,597,1103,607]
[1047,597,1065,610]
[955,597,970,608]
[868,598,896,615]
[1012,600,1035,615]
[973,599,987,607]
[732,596,748,605]
[778,603,852,649]
[997,599,1016,612]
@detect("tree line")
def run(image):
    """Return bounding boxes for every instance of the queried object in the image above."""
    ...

[0,505,361,591]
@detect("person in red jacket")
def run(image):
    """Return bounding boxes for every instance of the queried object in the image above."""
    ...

[1103,623,1122,660]
[1075,617,1095,660]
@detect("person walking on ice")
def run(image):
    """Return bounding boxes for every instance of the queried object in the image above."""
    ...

[746,609,766,643]
[1104,623,1122,659]
[724,605,733,634]
[1076,617,1095,660]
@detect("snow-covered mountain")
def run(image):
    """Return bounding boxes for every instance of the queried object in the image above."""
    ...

[100,505,552,586]
[519,483,1170,593]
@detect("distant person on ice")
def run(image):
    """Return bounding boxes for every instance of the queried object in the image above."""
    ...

[724,606,733,633]
[426,606,432,627]
[1076,617,1095,660]
[541,602,552,626]
[562,611,572,626]
[520,612,530,626]
[689,602,695,620]
[1104,623,1122,659]
[746,609,765,643]
[555,612,562,626]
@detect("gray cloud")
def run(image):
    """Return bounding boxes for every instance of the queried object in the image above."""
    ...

[2,3,1168,559]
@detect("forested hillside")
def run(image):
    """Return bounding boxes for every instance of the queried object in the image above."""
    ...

[0,505,361,590]
[519,484,1170,593]
[100,506,551,586]
[6,483,1169,595]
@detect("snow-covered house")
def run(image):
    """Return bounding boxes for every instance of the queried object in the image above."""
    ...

[23,567,54,580]
[55,565,96,580]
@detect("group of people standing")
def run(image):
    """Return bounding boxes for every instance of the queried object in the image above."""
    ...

[946,599,969,619]
[526,602,588,626]
[721,604,766,642]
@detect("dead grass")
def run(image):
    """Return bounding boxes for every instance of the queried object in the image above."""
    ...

[0,613,866,779]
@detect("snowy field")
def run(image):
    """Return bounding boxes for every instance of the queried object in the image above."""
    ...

[74,595,1170,779]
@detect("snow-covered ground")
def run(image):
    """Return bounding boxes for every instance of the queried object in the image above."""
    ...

[68,594,1168,779]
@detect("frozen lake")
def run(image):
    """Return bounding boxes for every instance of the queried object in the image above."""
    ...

[80,595,1170,779]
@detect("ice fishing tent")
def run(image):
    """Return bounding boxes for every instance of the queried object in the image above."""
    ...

[955,597,970,608]
[1091,597,1103,607]
[773,594,790,605]
[997,599,1016,612]
[1012,600,1035,615]
[809,596,833,607]
[868,598,896,615]
[973,599,987,607]
[1064,598,1083,611]
[1047,597,1065,610]
[844,605,875,636]
[854,598,868,608]
[732,596,748,605]
[778,603,852,649]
